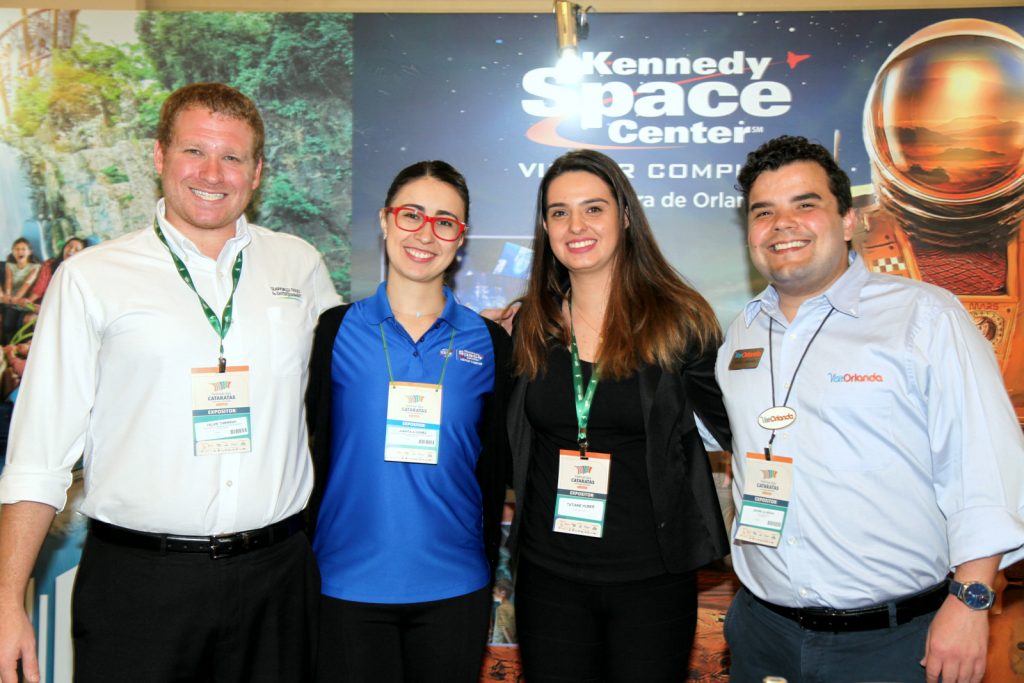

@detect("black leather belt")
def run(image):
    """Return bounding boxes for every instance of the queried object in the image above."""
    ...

[89,514,304,559]
[751,581,949,632]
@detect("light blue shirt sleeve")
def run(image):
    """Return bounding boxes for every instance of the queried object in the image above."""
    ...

[696,412,724,452]
[914,301,1024,570]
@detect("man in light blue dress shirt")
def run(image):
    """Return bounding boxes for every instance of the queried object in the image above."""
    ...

[717,135,1024,683]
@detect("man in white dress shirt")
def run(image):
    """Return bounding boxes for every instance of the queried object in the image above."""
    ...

[0,82,340,683]
[718,135,1024,683]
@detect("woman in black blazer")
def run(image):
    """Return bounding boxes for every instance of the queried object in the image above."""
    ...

[508,149,731,683]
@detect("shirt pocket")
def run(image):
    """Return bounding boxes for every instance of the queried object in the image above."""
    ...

[266,304,314,377]
[816,392,897,472]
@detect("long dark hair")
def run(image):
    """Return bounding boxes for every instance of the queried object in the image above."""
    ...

[513,149,720,380]
[57,237,86,264]
[7,238,39,265]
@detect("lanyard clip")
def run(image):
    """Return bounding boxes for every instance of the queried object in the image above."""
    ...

[578,437,589,460]
[218,356,227,373]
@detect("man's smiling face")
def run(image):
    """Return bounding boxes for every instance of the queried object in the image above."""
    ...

[747,160,855,311]
[154,106,262,243]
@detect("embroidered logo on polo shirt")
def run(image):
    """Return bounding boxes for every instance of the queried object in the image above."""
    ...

[269,286,302,301]
[456,349,484,366]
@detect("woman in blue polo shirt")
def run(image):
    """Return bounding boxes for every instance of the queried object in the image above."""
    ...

[306,160,511,682]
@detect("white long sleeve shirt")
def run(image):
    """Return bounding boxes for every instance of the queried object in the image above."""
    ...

[0,201,341,535]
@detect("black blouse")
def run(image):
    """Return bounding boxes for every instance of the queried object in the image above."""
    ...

[521,346,664,582]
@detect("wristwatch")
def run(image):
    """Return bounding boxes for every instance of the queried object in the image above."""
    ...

[948,580,995,610]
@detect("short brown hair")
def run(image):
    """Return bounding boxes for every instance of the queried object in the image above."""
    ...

[156,82,265,162]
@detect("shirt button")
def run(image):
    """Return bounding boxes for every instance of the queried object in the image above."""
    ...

[788,537,797,545]
[800,588,808,597]
[226,480,233,487]
[413,351,419,357]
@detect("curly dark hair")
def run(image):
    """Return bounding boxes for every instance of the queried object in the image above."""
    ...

[736,135,852,216]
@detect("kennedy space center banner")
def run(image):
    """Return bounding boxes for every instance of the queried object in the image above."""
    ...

[350,9,1024,425]
[0,6,1022,683]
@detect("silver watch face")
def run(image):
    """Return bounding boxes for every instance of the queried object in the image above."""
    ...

[961,582,994,610]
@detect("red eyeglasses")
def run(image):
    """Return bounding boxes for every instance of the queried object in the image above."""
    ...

[383,206,467,242]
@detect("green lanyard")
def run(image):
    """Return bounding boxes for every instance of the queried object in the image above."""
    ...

[154,220,243,373]
[379,323,457,387]
[568,300,599,459]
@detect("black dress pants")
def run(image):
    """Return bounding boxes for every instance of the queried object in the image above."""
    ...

[514,559,698,683]
[315,586,492,683]
[72,530,319,683]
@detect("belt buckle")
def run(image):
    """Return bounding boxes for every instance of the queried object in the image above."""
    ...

[210,534,238,559]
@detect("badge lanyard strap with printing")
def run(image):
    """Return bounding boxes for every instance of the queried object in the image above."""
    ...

[569,297,599,460]
[765,306,836,457]
[379,323,456,388]
[154,221,242,373]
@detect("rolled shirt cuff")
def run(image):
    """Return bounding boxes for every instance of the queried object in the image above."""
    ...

[947,504,1024,571]
[0,468,72,512]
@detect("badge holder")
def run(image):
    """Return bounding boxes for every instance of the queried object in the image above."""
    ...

[384,381,443,465]
[733,309,834,547]
[191,366,252,456]
[553,441,611,538]
[155,221,252,457]
[554,307,612,538]
[734,450,792,547]
[378,323,454,466]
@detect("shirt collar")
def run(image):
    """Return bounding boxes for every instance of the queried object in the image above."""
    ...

[364,281,474,330]
[743,251,867,327]
[154,198,252,264]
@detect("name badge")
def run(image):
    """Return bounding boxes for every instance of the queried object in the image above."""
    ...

[385,381,442,465]
[553,449,611,538]
[191,366,252,456]
[729,347,764,370]
[734,451,793,548]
